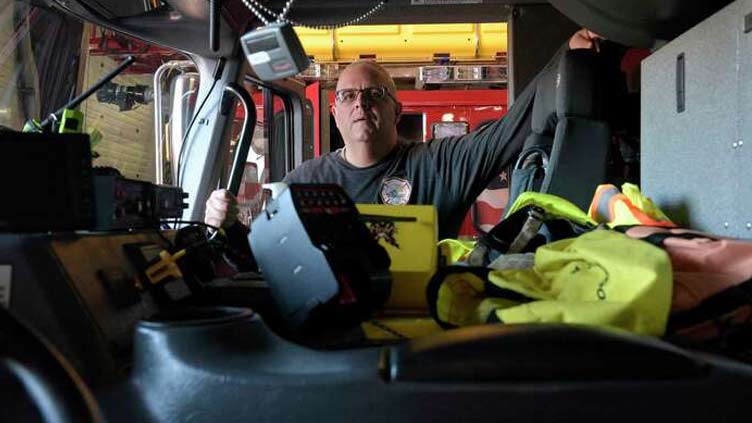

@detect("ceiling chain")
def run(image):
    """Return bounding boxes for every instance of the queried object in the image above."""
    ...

[240,0,388,30]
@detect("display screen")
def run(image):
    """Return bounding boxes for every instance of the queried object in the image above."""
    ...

[248,35,280,52]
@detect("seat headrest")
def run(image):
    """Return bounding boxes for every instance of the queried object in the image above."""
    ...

[530,64,558,135]
[556,49,604,119]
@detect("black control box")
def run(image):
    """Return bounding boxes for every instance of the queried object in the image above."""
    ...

[0,131,187,232]
[0,132,94,231]
[250,184,391,331]
[93,170,188,231]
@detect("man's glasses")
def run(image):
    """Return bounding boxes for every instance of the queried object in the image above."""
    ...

[334,86,396,105]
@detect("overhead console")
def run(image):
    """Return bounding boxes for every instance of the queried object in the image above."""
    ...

[549,0,734,47]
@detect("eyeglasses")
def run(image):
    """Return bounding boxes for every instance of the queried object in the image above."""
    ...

[334,86,396,105]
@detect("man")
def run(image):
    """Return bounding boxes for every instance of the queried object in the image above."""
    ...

[206,29,602,239]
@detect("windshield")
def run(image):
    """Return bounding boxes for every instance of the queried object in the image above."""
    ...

[0,1,83,130]
[0,0,194,183]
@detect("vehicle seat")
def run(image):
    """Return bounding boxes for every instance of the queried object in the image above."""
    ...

[506,48,611,213]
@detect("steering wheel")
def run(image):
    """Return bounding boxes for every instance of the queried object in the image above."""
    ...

[0,306,102,422]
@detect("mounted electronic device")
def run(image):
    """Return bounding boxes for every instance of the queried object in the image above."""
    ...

[239,0,309,81]
[240,22,310,81]
[249,184,391,332]
[238,0,389,80]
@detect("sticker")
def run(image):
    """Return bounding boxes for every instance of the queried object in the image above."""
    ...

[247,51,271,65]
[0,265,11,308]
[271,59,293,72]
[380,177,412,205]
[368,220,400,248]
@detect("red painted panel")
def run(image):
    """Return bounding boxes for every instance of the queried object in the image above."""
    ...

[326,88,508,141]
[397,89,507,107]
[306,82,322,157]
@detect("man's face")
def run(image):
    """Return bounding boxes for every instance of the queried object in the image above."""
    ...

[332,64,401,147]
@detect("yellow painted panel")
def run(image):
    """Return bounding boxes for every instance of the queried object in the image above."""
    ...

[410,23,475,34]
[337,34,475,61]
[295,27,333,61]
[299,22,507,62]
[337,24,401,35]
[294,27,329,35]
[480,22,506,34]
[357,204,437,309]
[362,318,442,340]
[479,25,507,57]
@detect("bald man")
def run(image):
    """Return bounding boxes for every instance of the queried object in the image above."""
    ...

[206,29,602,239]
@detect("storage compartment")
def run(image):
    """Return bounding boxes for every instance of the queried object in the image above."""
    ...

[641,0,752,239]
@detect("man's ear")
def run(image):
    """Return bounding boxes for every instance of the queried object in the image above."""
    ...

[394,102,402,124]
[330,103,338,119]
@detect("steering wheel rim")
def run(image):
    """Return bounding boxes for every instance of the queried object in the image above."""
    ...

[0,306,102,423]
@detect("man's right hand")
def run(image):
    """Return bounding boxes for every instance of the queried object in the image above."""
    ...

[568,28,603,51]
[205,189,239,228]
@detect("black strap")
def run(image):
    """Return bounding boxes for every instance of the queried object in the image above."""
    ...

[644,231,717,247]
[426,266,491,329]
[507,207,545,254]
[668,278,752,331]
[482,206,545,255]
[612,225,718,247]
[426,265,539,328]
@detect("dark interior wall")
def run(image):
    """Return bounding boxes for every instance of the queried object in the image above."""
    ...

[508,4,579,102]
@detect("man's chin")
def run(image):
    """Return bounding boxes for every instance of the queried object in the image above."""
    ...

[349,131,378,144]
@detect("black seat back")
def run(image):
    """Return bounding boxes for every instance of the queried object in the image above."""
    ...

[506,48,611,213]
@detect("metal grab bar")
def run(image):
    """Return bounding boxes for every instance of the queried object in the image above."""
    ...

[223,83,257,196]
[153,60,196,185]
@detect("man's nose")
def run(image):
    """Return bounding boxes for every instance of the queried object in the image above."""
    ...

[355,91,373,108]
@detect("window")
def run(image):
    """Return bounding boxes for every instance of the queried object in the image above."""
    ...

[0,2,83,131]
[84,26,193,183]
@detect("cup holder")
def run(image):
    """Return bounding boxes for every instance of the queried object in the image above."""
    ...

[139,306,254,328]
[132,307,268,378]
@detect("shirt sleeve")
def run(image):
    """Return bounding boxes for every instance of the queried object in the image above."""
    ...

[424,78,535,210]
[425,43,567,211]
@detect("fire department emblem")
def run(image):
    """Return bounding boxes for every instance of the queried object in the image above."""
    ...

[368,220,400,248]
[380,177,412,205]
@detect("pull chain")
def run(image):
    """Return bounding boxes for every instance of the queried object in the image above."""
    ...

[240,0,388,30]
[240,0,271,25]
[277,0,295,23]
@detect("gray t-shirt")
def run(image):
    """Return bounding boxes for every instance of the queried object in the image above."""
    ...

[284,79,536,239]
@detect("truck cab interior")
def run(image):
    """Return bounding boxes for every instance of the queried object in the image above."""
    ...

[2,1,752,422]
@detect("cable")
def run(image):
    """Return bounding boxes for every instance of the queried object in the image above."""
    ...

[367,319,407,340]
[154,225,175,250]
[160,220,252,263]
